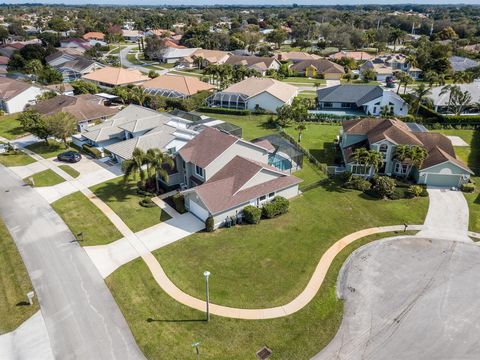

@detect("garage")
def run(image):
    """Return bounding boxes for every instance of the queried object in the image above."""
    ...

[423,173,461,188]
[188,199,209,221]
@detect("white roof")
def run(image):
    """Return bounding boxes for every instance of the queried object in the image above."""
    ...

[429,82,480,106]
[161,47,199,59]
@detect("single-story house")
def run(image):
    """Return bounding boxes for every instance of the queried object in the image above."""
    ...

[316,85,408,117]
[46,51,79,67]
[179,49,231,68]
[122,30,144,42]
[82,32,105,41]
[82,66,149,88]
[141,74,214,98]
[60,38,92,52]
[178,127,301,227]
[0,42,24,58]
[144,29,174,37]
[56,57,104,82]
[329,51,374,61]
[290,59,345,79]
[0,77,45,113]
[340,118,473,187]
[428,82,480,115]
[224,55,281,76]
[31,94,119,131]
[449,56,479,72]
[275,51,321,63]
[205,77,298,113]
[158,47,198,64]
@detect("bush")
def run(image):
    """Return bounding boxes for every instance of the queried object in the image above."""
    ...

[82,144,102,159]
[139,198,156,208]
[343,176,372,192]
[137,188,156,197]
[172,193,187,214]
[408,185,424,197]
[461,183,475,193]
[420,188,429,197]
[372,176,396,198]
[337,171,353,184]
[197,107,251,116]
[243,205,262,224]
[205,216,214,232]
[261,196,290,219]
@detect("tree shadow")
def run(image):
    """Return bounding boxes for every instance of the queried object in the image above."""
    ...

[468,129,480,174]
[310,142,338,165]
[16,301,30,306]
[92,180,131,203]
[317,178,348,193]
[146,317,205,323]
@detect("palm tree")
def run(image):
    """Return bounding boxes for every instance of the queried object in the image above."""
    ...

[412,83,432,115]
[146,148,174,193]
[129,87,147,106]
[296,121,307,143]
[352,147,370,176]
[365,150,384,175]
[394,145,427,179]
[440,85,459,112]
[405,54,418,70]
[452,71,467,84]
[402,74,413,94]
[122,148,146,184]
[389,29,405,52]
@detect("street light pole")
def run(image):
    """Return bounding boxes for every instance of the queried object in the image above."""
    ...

[203,271,210,322]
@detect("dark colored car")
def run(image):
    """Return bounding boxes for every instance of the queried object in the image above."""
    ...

[57,151,82,163]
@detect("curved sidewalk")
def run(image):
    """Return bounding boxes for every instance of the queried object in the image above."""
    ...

[143,224,423,320]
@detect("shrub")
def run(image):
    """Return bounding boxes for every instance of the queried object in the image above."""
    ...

[344,176,372,192]
[205,216,214,232]
[139,198,156,208]
[337,171,353,184]
[197,107,251,116]
[420,188,429,197]
[243,205,262,224]
[408,185,424,197]
[372,176,396,198]
[261,196,290,219]
[82,144,102,158]
[461,183,475,193]
[172,193,187,214]
[230,215,237,226]
[137,188,156,197]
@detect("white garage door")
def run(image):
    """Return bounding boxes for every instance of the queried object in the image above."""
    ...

[189,199,209,221]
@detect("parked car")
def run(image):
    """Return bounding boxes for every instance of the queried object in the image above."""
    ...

[57,151,82,163]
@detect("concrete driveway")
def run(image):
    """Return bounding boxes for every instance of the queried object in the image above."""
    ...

[313,236,480,360]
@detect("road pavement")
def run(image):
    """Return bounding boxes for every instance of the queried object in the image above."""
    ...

[0,165,145,360]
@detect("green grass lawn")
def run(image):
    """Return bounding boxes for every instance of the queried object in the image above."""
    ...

[52,191,123,246]
[433,128,480,232]
[282,77,325,85]
[0,114,27,140]
[107,230,416,360]
[26,140,74,159]
[90,177,171,233]
[0,219,38,334]
[127,53,142,65]
[23,169,65,187]
[298,92,318,98]
[58,165,80,178]
[155,183,428,309]
[0,151,36,167]
[341,79,381,85]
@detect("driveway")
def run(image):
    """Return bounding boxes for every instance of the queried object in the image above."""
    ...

[313,236,480,360]
[119,45,168,75]
[0,165,145,360]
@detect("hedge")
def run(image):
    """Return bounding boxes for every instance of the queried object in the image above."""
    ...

[197,107,251,116]
[243,205,262,224]
[261,196,289,219]
[205,216,214,232]
[172,193,187,214]
[82,144,102,159]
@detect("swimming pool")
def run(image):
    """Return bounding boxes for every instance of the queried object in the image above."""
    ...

[269,153,292,171]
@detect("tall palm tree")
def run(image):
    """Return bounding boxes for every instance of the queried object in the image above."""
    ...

[296,121,307,143]
[353,147,370,176]
[452,71,467,84]
[146,148,174,193]
[412,83,432,115]
[365,150,384,175]
[130,87,147,106]
[122,148,146,184]
[394,145,427,179]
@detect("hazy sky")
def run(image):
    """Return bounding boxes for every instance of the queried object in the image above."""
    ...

[1,0,479,5]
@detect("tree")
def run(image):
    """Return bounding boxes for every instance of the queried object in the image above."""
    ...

[45,112,77,147]
[361,68,376,82]
[18,110,51,144]
[296,121,307,143]
[266,29,288,49]
[389,28,405,52]
[48,17,70,33]
[36,91,58,102]
[0,26,9,44]
[373,176,396,198]
[38,66,63,85]
[439,26,458,40]
[412,83,432,115]
[129,87,148,106]
[394,145,427,179]
[352,147,370,176]
[148,70,159,79]
[24,59,43,76]
[71,80,98,94]
[450,89,472,116]
[145,148,174,192]
[122,147,146,184]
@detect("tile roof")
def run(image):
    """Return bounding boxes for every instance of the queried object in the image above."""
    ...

[225,55,278,69]
[329,51,374,61]
[221,77,298,103]
[0,77,34,100]
[291,59,345,74]
[276,52,321,62]
[82,32,105,40]
[141,74,214,96]
[82,66,149,86]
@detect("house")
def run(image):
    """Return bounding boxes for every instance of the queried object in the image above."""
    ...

[158,47,198,64]
[122,30,144,42]
[339,118,473,187]
[181,49,231,68]
[141,74,215,98]
[224,55,281,75]
[60,38,92,53]
[178,127,301,227]
[206,77,298,113]
[0,43,24,58]
[290,59,345,79]
[329,51,374,61]
[144,29,174,37]
[449,56,479,72]
[360,54,422,81]
[31,94,119,131]
[0,77,44,113]
[275,51,321,63]
[0,55,8,73]
[45,83,75,96]
[82,32,105,41]
[428,82,480,115]
[316,85,408,117]
[82,66,149,88]
[55,57,104,82]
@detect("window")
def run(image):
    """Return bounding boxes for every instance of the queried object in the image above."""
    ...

[195,165,204,178]
[268,192,275,198]
[341,103,351,108]
[394,162,408,174]
[167,147,176,155]
[323,102,333,108]
[379,144,388,159]
[351,164,367,175]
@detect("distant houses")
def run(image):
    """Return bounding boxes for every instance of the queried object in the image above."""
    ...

[290,59,345,79]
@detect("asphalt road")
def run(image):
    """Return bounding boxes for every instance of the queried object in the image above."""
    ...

[0,165,145,360]
[313,236,480,360]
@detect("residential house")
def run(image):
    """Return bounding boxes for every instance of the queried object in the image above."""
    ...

[141,74,215,98]
[360,54,422,81]
[428,82,480,115]
[45,83,75,96]
[0,77,44,113]
[180,49,231,68]
[449,56,479,72]
[82,66,149,88]
[56,57,104,82]
[178,127,301,227]
[144,29,174,37]
[46,50,79,67]
[31,94,119,131]
[206,77,298,113]
[275,51,321,63]
[0,43,24,58]
[224,55,281,75]
[158,47,198,64]
[82,32,105,41]
[339,118,472,187]
[122,30,144,42]
[329,51,374,61]
[290,59,345,79]
[316,85,408,117]
[60,38,92,53]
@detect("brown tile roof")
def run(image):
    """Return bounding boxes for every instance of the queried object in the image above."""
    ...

[329,51,374,61]
[0,77,33,100]
[82,32,105,40]
[276,52,321,62]
[141,74,214,96]
[82,66,149,86]
[179,127,238,168]
[192,49,230,64]
[291,59,345,74]
[191,156,302,214]
[225,55,278,69]
[222,77,297,103]
[32,94,119,123]
[0,56,9,65]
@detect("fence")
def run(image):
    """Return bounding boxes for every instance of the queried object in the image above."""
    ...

[279,130,327,174]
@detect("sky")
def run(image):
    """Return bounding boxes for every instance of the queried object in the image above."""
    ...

[1,0,479,5]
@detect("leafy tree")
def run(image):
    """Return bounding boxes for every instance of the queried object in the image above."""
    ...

[0,26,9,44]
[361,68,376,82]
[266,29,288,49]
[37,66,63,85]
[48,17,70,33]
[24,59,43,75]
[372,176,396,198]
[144,36,167,60]
[7,53,26,72]
[18,110,51,144]
[439,26,458,40]
[36,91,58,102]
[71,80,99,94]
[44,112,77,147]
[148,70,159,79]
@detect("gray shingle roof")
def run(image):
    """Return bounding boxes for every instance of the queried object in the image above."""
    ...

[316,85,384,106]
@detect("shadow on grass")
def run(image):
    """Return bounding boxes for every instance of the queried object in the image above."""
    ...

[310,142,337,165]
[469,129,480,175]
[16,301,30,306]
[307,178,348,193]
[147,317,205,323]
[92,180,132,203]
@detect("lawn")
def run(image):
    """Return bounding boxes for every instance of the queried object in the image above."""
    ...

[52,191,123,246]
[26,139,74,159]
[281,77,325,85]
[90,177,171,233]
[0,114,27,140]
[297,91,317,99]
[107,230,416,360]
[433,128,480,232]
[127,53,142,65]
[0,219,38,334]
[58,165,80,178]
[341,79,381,85]
[0,151,36,167]
[23,169,65,187]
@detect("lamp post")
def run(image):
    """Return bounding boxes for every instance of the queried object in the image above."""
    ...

[203,271,210,322]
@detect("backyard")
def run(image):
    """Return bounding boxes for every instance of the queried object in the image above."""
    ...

[0,219,38,334]
[90,177,171,233]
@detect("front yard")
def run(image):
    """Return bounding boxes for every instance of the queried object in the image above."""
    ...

[23,169,65,187]
[52,191,123,246]
[26,140,75,159]
[90,177,171,233]
[0,219,38,334]
[0,114,27,140]
[0,150,36,167]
